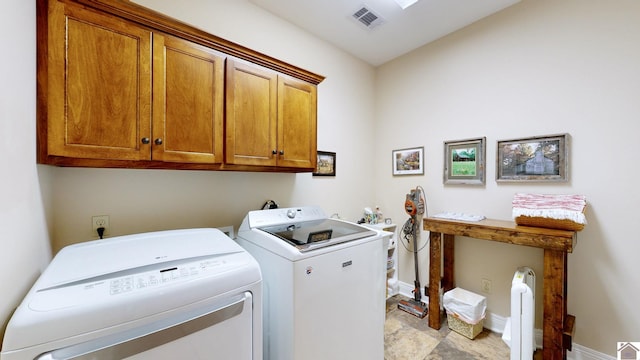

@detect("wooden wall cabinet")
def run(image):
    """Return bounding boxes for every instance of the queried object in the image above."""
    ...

[277,75,318,169]
[37,0,324,172]
[40,1,225,165]
[225,60,317,170]
[152,34,225,164]
[41,2,153,162]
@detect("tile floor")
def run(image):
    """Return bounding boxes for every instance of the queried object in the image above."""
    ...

[384,295,541,359]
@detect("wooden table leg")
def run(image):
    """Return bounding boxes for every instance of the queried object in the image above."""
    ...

[543,249,568,360]
[442,234,455,293]
[429,231,442,329]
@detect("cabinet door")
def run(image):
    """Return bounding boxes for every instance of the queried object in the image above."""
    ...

[225,60,278,166]
[277,76,317,169]
[46,2,152,160]
[152,34,225,163]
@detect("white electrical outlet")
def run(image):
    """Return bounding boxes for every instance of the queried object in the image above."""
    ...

[92,215,110,236]
[481,278,492,294]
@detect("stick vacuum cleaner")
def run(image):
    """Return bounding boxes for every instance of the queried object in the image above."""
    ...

[397,187,429,319]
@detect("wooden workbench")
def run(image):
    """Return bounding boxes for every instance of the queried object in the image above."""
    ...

[423,217,576,360]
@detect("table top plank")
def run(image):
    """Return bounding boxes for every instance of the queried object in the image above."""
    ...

[423,217,576,252]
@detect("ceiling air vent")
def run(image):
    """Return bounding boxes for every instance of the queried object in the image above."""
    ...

[351,5,385,30]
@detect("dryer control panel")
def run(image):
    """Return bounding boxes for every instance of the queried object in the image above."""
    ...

[29,253,244,312]
[109,257,230,295]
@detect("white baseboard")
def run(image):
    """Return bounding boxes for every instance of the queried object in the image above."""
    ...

[568,344,616,360]
[396,281,614,360]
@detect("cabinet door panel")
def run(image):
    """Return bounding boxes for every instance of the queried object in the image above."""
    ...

[152,34,224,163]
[226,60,277,166]
[277,76,317,169]
[48,3,152,160]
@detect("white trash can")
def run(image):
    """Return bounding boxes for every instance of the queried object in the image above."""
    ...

[443,287,486,339]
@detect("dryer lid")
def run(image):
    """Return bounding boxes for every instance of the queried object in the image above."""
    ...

[36,228,239,289]
[2,228,261,353]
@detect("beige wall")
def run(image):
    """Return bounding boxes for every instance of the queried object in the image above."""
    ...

[0,0,52,342]
[48,0,378,251]
[2,0,638,357]
[0,0,378,344]
[375,0,640,355]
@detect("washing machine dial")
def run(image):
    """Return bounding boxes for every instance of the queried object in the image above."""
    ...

[286,209,297,219]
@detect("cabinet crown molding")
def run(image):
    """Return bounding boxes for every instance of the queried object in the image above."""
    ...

[69,0,325,84]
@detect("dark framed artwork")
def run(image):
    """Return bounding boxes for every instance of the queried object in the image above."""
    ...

[496,133,569,182]
[313,151,336,176]
[392,147,424,176]
[443,137,486,185]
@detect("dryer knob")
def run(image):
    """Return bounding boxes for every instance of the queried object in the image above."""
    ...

[286,209,296,219]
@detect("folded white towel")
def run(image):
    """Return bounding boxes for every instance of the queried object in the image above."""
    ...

[433,212,485,222]
[512,193,586,224]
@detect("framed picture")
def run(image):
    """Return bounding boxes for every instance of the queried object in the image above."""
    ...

[313,151,336,176]
[443,137,486,185]
[392,147,424,176]
[496,133,569,182]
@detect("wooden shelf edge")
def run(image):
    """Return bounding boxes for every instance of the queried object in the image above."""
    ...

[423,217,576,252]
[37,157,315,173]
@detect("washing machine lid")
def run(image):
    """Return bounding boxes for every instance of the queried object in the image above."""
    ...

[241,206,376,252]
[2,228,261,353]
[260,218,376,252]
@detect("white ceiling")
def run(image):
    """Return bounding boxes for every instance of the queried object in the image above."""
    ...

[249,0,521,66]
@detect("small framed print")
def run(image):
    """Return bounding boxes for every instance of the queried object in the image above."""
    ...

[392,147,424,176]
[313,151,336,176]
[496,133,569,182]
[444,137,486,185]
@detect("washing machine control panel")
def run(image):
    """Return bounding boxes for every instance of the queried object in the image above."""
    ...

[249,206,326,228]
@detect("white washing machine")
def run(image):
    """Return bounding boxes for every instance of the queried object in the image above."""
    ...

[237,206,386,360]
[1,228,262,360]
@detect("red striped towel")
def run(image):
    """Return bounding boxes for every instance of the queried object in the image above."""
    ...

[512,193,587,224]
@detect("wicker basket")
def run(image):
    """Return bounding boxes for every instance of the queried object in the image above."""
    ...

[447,312,483,340]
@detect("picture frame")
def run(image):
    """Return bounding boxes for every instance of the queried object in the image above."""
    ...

[443,137,486,185]
[496,133,569,182]
[392,147,424,176]
[313,151,336,176]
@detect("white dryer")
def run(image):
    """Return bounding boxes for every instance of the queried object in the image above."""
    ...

[1,228,262,360]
